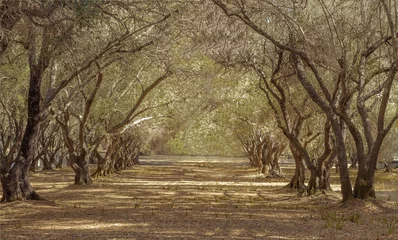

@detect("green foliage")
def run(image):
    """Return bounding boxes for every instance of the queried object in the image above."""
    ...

[162,58,273,156]
[166,133,188,155]
[0,47,29,113]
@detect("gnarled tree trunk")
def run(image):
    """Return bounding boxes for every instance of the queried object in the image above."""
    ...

[70,150,92,185]
[1,62,46,202]
[92,136,119,177]
[286,144,306,190]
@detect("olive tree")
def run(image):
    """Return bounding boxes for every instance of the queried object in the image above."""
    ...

[0,0,176,201]
[211,0,398,201]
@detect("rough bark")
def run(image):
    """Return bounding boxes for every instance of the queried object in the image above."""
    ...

[240,129,285,177]
[70,150,92,185]
[211,0,398,202]
[1,63,46,202]
[318,151,335,191]
[114,137,141,171]
[286,143,306,190]
[92,136,120,177]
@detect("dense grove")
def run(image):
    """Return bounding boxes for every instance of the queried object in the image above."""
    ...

[1,0,398,205]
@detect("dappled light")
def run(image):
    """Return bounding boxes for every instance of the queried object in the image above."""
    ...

[32,222,149,230]
[2,0,398,239]
[1,156,398,239]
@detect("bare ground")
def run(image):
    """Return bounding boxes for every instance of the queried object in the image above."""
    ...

[1,155,398,240]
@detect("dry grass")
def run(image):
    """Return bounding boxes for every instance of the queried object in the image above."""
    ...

[1,155,397,240]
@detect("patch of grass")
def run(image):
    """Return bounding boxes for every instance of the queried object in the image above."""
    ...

[347,211,362,225]
[383,217,398,235]
[184,207,191,215]
[134,201,141,209]
[151,209,156,215]
[320,210,345,230]
[335,218,344,230]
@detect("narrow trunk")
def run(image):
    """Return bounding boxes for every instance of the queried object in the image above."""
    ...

[329,118,354,201]
[307,167,317,195]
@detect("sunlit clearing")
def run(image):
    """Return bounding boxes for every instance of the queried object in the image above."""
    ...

[34,222,149,230]
[113,180,287,187]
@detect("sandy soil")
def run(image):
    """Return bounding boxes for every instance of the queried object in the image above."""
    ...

[1,155,397,240]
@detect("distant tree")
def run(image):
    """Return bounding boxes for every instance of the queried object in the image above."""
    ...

[239,128,286,177]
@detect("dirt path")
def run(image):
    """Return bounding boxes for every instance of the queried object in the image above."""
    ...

[1,156,397,239]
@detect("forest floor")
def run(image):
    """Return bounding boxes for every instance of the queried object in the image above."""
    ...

[1,155,398,240]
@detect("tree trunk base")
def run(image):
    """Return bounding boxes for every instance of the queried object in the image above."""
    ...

[1,173,43,202]
[354,178,376,199]
[266,171,285,178]
[71,163,92,185]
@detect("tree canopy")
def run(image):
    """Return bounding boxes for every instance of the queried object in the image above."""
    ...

[1,0,398,202]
